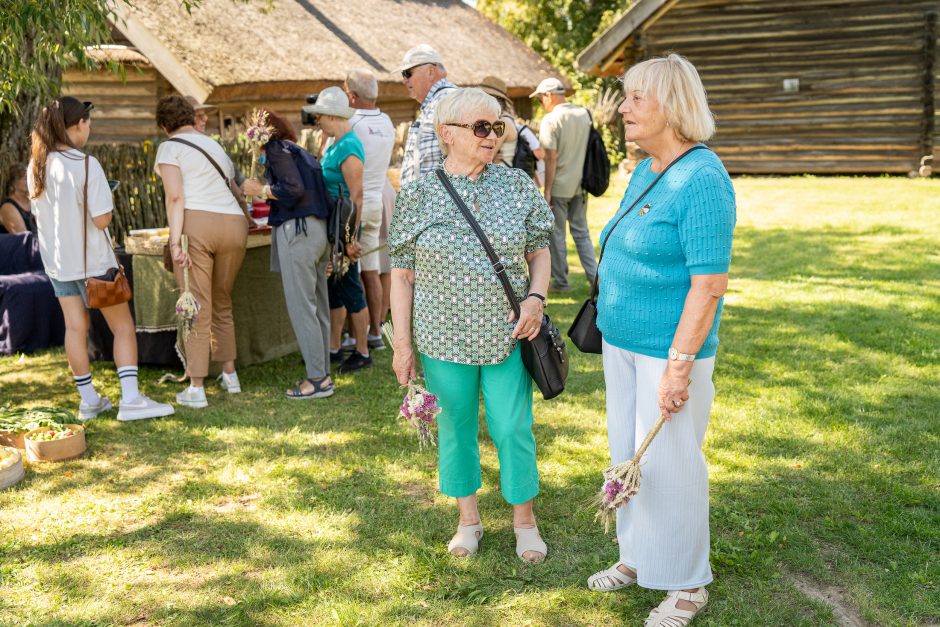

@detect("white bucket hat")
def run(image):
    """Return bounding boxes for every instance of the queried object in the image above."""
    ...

[302,86,355,119]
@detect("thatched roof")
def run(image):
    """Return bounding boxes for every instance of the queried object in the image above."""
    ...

[112,0,566,102]
[85,45,151,65]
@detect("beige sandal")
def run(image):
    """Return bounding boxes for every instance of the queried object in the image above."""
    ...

[447,522,483,557]
[644,588,708,627]
[514,526,547,564]
[587,562,637,592]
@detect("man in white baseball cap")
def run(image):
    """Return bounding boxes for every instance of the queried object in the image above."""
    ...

[529,77,566,98]
[532,76,596,292]
[397,44,457,186]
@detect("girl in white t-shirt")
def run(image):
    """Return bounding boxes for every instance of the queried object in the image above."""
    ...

[28,96,174,423]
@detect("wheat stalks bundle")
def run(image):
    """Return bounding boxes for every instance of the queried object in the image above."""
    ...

[595,413,668,532]
[174,235,200,344]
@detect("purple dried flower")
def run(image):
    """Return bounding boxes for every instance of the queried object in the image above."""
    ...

[603,479,624,505]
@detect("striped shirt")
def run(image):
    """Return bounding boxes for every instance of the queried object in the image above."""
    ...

[399,79,458,187]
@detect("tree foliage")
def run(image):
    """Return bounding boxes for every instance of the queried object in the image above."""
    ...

[478,0,629,163]
[0,0,118,191]
[0,0,199,194]
[477,0,628,93]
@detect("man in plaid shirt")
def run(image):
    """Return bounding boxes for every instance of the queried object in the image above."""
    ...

[397,44,458,187]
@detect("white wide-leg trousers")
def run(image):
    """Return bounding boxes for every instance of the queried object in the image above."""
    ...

[602,339,716,590]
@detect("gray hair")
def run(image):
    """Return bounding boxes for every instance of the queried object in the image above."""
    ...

[346,69,378,102]
[434,88,501,156]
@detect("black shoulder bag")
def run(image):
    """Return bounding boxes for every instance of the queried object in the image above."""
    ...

[568,145,707,353]
[328,185,358,279]
[436,169,568,400]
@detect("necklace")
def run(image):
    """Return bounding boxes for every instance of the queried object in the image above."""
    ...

[665,140,688,170]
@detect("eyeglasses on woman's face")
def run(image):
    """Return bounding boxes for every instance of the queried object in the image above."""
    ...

[444,119,506,138]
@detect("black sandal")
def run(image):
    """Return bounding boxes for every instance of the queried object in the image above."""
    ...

[286,377,334,399]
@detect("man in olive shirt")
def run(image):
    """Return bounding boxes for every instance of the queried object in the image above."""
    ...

[533,78,596,291]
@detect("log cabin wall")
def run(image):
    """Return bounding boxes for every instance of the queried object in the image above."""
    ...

[615,0,940,174]
[62,66,163,144]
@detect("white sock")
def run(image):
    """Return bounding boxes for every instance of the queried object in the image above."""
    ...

[73,373,99,405]
[116,366,140,403]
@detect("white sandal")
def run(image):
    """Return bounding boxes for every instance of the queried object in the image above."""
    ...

[514,526,547,564]
[587,562,637,592]
[447,522,483,557]
[644,588,709,627]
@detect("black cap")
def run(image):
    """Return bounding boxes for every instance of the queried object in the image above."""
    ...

[59,96,94,127]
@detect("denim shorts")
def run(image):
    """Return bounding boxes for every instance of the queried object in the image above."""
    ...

[328,262,367,313]
[49,270,116,307]
[49,276,89,306]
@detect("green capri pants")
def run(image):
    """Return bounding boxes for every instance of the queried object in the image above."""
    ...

[420,345,539,505]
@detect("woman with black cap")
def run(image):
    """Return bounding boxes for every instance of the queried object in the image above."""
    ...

[27,96,175,422]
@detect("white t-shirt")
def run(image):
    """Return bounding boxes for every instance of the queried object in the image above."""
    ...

[350,109,395,206]
[154,132,243,215]
[27,149,116,281]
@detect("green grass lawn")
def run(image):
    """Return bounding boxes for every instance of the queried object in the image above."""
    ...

[1,176,938,626]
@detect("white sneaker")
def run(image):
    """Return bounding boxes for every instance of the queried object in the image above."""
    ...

[117,394,175,421]
[78,396,112,422]
[367,334,386,351]
[218,371,241,394]
[175,386,208,409]
[341,333,356,350]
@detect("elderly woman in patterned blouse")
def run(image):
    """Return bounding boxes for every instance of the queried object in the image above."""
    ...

[389,88,554,563]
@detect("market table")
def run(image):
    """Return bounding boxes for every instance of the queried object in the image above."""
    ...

[115,231,299,369]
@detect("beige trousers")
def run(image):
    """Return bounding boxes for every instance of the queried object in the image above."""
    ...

[175,209,247,378]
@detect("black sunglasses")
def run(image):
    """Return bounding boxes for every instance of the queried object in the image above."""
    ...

[401,64,427,80]
[444,120,506,138]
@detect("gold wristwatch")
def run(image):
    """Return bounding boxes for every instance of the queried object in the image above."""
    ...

[668,347,696,362]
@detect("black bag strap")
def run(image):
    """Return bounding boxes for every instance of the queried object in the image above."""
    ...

[435,168,522,319]
[589,144,708,299]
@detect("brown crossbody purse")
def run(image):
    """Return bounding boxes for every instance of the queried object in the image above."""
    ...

[82,156,132,309]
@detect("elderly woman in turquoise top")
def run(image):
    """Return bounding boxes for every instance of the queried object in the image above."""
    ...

[389,88,553,563]
[586,55,735,627]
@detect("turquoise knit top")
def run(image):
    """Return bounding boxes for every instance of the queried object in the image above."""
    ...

[596,146,736,359]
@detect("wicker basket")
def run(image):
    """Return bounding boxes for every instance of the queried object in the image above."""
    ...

[24,424,87,462]
[0,447,25,489]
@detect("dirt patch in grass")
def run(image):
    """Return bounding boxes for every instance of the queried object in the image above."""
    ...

[787,572,869,627]
[210,493,261,514]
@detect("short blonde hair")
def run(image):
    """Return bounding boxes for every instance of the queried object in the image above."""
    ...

[434,88,501,156]
[623,54,715,142]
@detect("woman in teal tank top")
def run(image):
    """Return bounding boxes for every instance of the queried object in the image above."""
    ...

[586,55,736,627]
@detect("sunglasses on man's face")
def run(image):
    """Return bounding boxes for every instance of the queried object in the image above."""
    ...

[444,119,506,138]
[401,64,427,80]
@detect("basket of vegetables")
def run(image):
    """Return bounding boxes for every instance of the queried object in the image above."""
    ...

[0,446,25,489]
[1,407,76,449]
[24,423,86,462]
